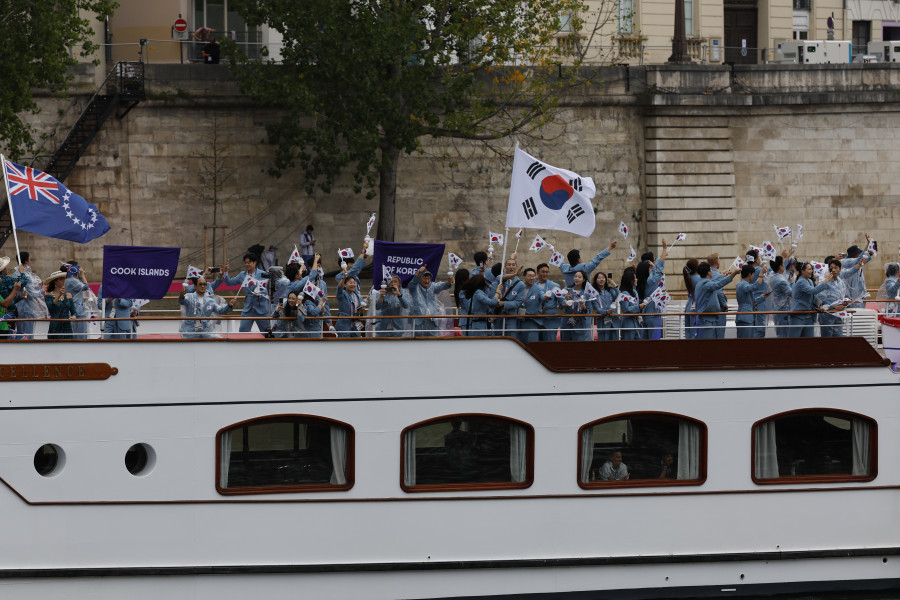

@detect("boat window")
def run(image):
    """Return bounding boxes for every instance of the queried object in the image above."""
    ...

[34,443,65,477]
[401,415,534,492]
[125,443,156,476]
[216,415,353,494]
[579,413,706,488]
[752,410,876,484]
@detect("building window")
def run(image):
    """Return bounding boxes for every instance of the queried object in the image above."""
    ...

[752,410,876,484]
[579,413,706,487]
[618,0,635,34]
[793,12,809,40]
[401,415,533,492]
[559,11,573,33]
[217,415,353,494]
[793,0,811,11]
[192,0,261,59]
[685,0,694,37]
[852,22,872,55]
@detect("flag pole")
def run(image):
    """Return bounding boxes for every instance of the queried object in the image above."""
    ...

[498,226,510,335]
[0,155,23,266]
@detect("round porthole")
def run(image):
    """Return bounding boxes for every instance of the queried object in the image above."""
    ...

[125,443,156,476]
[34,444,64,477]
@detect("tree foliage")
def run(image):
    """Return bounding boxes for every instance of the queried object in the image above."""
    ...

[230,0,598,240]
[0,1,118,159]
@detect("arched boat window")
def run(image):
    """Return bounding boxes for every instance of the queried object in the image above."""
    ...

[752,409,876,484]
[401,414,534,492]
[578,412,707,488]
[216,415,354,495]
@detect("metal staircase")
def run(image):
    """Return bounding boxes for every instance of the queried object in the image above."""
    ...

[0,62,145,250]
[44,61,145,182]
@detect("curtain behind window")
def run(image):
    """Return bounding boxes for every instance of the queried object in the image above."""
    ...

[851,419,870,476]
[677,421,700,479]
[510,424,527,483]
[403,430,416,486]
[754,422,779,478]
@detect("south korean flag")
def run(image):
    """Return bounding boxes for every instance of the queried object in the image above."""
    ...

[505,147,596,238]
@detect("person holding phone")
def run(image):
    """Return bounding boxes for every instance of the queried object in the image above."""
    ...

[375,275,408,337]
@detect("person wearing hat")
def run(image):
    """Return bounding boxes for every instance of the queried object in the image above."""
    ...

[407,264,453,336]
[64,262,92,340]
[0,256,25,306]
[260,245,278,271]
[300,225,317,267]
[44,271,76,340]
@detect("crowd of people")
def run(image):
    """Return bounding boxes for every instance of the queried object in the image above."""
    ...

[1,230,897,341]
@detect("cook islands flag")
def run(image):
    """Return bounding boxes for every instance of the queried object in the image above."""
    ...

[505,148,596,238]
[4,159,110,243]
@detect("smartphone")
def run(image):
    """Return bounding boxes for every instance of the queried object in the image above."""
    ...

[607,273,613,279]
[388,286,396,292]
[209,267,220,273]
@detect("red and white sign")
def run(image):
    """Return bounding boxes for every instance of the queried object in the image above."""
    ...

[173,18,188,32]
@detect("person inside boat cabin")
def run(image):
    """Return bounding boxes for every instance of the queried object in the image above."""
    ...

[599,449,629,481]
[658,453,676,479]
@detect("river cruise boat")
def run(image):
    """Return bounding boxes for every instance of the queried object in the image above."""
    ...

[0,334,897,599]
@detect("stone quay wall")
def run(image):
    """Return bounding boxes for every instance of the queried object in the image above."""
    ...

[10,62,900,293]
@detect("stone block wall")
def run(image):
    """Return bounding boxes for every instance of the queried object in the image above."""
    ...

[6,63,900,297]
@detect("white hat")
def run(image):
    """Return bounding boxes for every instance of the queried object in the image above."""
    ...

[0,257,10,272]
[45,270,67,283]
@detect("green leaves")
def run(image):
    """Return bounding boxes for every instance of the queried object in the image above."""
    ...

[0,0,117,159]
[230,0,587,237]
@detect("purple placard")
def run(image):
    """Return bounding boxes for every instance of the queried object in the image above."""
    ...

[102,245,181,299]
[373,240,446,288]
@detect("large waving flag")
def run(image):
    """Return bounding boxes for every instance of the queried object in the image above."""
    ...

[505,147,596,237]
[3,160,110,243]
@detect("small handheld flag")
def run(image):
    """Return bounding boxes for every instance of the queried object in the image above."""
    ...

[288,246,303,265]
[762,241,776,261]
[366,212,376,234]
[834,310,850,319]
[489,232,505,246]
[732,256,745,270]
[775,226,792,240]
[552,287,567,299]
[674,233,687,243]
[253,279,268,296]
[186,265,203,279]
[132,298,150,310]
[627,245,636,263]
[618,221,628,239]
[338,248,354,259]
[515,228,524,238]
[448,253,463,269]
[303,280,321,298]
[530,235,547,252]
[549,251,564,267]
[795,224,803,241]
[811,261,827,280]
[749,245,764,257]
[868,239,877,256]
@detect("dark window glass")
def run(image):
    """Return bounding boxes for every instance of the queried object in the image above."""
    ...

[754,411,875,481]
[125,443,149,475]
[34,444,61,477]
[218,416,352,493]
[402,416,532,490]
[580,414,705,486]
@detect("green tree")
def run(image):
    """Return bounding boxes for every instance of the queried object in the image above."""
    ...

[0,1,118,160]
[230,0,599,241]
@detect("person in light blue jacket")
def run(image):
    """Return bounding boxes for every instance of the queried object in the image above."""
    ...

[178,277,236,338]
[561,271,600,341]
[768,256,793,338]
[791,262,831,337]
[535,263,563,342]
[408,265,453,336]
[735,264,767,339]
[300,288,329,338]
[453,269,470,333]
[516,268,544,343]
[817,260,852,337]
[592,271,620,341]
[558,241,617,288]
[636,241,669,340]
[881,262,900,315]
[617,267,644,340]
[64,264,92,340]
[460,274,502,335]
[222,252,270,333]
[840,237,871,308]
[109,297,135,339]
[693,262,739,339]
[335,255,367,337]
[376,275,409,337]
[494,258,525,337]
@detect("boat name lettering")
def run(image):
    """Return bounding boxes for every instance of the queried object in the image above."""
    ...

[0,363,118,381]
